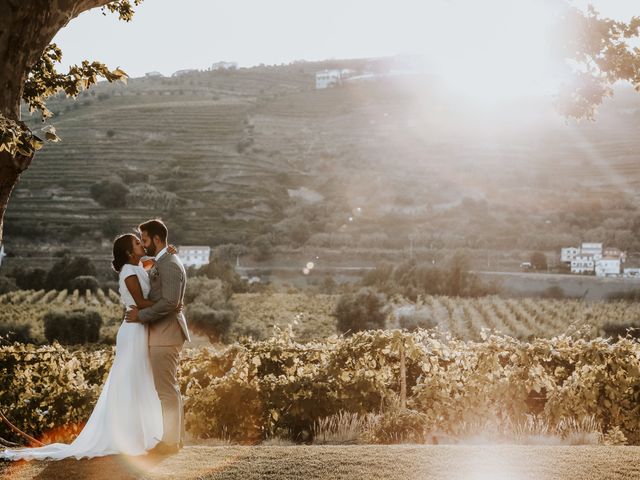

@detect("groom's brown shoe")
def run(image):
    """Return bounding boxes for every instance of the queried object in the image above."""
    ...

[149,441,179,456]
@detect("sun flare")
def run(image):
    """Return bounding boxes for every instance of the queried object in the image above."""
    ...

[420,0,565,106]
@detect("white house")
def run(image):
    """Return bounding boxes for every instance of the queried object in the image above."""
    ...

[562,242,627,276]
[171,69,198,77]
[595,256,621,277]
[581,242,603,259]
[0,244,5,268]
[212,61,237,71]
[561,247,580,263]
[178,246,211,268]
[571,253,595,274]
[604,247,626,263]
[315,70,342,89]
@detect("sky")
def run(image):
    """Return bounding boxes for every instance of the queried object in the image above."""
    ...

[52,0,640,80]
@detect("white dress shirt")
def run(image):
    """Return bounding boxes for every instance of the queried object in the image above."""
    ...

[154,246,169,262]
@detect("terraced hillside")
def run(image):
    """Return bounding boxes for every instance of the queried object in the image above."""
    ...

[5,57,640,270]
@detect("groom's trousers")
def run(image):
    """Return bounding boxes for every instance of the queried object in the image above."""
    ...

[149,345,185,445]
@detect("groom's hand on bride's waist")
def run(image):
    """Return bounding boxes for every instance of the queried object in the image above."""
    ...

[125,303,182,322]
[125,306,140,323]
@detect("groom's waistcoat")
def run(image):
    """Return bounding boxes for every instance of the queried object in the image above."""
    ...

[138,252,191,346]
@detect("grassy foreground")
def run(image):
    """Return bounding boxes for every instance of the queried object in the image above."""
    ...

[2,445,640,480]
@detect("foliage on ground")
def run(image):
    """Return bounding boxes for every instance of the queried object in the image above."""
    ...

[2,329,640,447]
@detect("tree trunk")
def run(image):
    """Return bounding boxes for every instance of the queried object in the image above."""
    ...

[0,0,115,245]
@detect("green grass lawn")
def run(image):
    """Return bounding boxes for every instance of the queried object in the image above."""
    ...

[2,445,640,480]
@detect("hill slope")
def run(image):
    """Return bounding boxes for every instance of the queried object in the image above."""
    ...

[6,57,640,269]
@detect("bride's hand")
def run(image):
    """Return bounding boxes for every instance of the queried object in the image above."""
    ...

[175,303,184,314]
[125,306,139,323]
[167,244,178,255]
[141,258,155,271]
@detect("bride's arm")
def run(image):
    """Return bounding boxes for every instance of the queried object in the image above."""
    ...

[124,275,155,309]
[123,274,184,312]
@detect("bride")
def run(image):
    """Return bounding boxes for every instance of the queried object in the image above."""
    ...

[1,234,179,460]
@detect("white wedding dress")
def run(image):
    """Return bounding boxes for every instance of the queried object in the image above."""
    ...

[1,263,163,460]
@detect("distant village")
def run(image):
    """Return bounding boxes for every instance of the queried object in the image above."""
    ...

[561,242,639,278]
[146,64,417,91]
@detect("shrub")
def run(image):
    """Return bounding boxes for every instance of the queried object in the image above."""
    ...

[186,377,262,443]
[530,251,548,271]
[0,322,33,343]
[101,214,123,239]
[45,255,97,291]
[185,277,237,342]
[602,322,640,341]
[363,256,497,298]
[333,289,387,334]
[187,302,235,342]
[607,290,640,301]
[6,331,640,445]
[8,267,46,290]
[364,407,429,444]
[0,343,113,444]
[0,275,18,295]
[313,410,377,445]
[398,312,438,332]
[197,254,247,293]
[541,286,566,299]
[69,275,100,294]
[43,310,103,345]
[89,179,129,208]
[251,235,273,261]
[118,168,149,185]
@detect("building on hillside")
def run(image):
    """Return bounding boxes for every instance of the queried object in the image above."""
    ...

[178,246,211,268]
[315,69,342,89]
[212,61,237,71]
[595,256,622,277]
[145,71,164,78]
[561,247,580,263]
[562,242,626,276]
[581,242,603,259]
[604,247,627,263]
[0,244,5,268]
[571,253,595,274]
[171,69,198,77]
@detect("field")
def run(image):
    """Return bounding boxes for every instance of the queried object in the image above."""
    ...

[0,289,124,343]
[2,445,640,480]
[2,290,638,343]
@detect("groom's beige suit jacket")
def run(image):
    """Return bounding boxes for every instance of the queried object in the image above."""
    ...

[138,251,190,346]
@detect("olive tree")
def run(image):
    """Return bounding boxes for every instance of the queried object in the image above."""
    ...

[0,0,140,245]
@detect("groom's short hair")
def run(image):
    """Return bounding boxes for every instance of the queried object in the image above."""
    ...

[138,219,168,242]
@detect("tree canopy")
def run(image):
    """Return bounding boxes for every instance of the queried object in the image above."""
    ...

[0,1,140,159]
[556,5,640,120]
[0,0,142,244]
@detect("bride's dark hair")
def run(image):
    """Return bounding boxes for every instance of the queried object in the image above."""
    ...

[112,234,136,272]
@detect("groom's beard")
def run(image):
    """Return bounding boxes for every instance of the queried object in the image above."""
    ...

[145,244,157,257]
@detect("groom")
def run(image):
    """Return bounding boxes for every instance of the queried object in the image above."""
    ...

[125,218,190,455]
